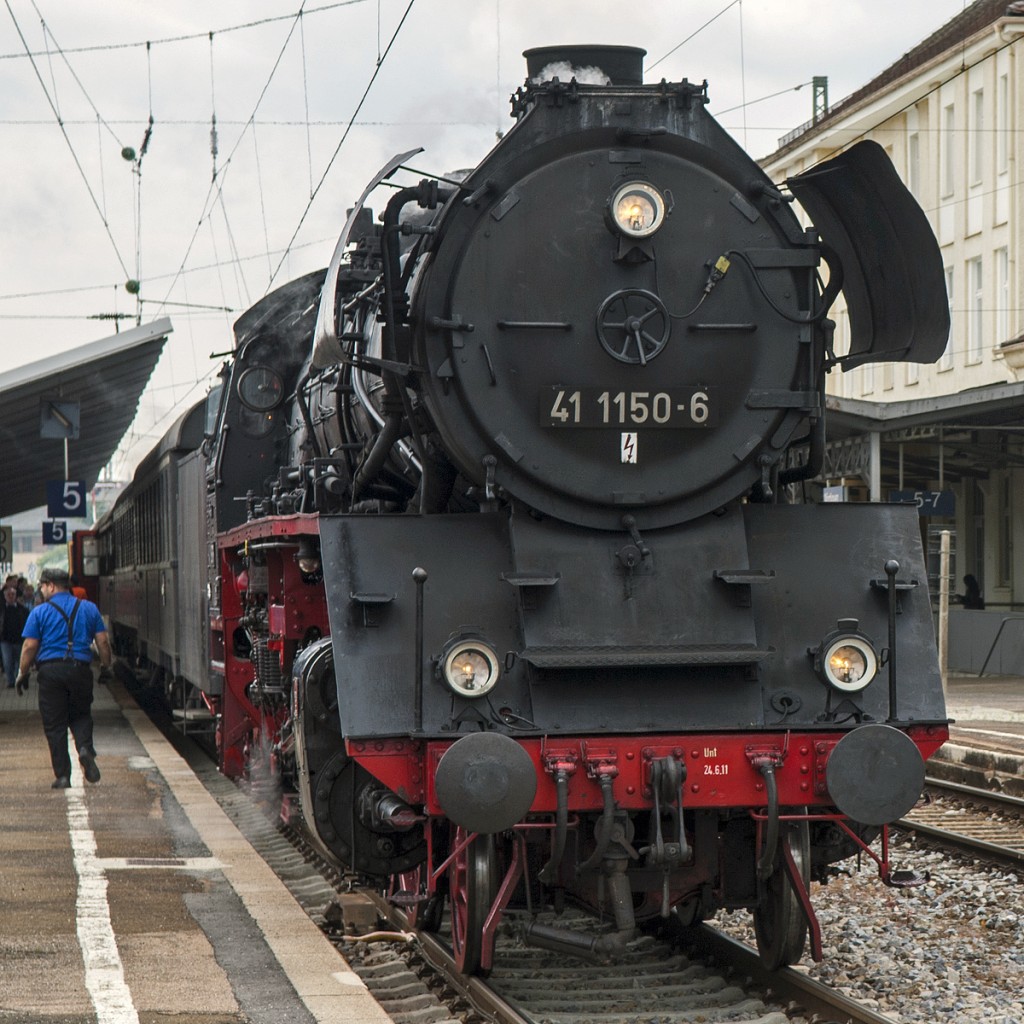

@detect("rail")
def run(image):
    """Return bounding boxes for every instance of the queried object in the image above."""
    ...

[899,777,1024,867]
[699,928,901,1024]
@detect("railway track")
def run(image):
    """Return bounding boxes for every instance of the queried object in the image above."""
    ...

[898,777,1024,866]
[363,896,907,1024]
[206,775,898,1022]
[109,677,972,1024]
[151,706,905,1024]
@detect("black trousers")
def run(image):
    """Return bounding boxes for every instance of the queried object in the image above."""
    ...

[36,662,95,781]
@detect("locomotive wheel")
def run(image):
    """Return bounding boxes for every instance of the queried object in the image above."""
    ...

[753,819,810,970]
[449,827,498,975]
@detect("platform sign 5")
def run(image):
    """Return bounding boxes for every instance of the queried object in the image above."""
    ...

[0,525,11,565]
[46,480,87,519]
[43,521,67,545]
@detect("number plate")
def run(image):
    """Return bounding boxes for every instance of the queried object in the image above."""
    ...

[543,387,716,428]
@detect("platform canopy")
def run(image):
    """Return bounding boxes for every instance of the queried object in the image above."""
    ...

[0,318,172,519]
[826,380,1024,439]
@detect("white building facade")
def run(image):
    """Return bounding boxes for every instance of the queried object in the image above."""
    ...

[761,0,1024,633]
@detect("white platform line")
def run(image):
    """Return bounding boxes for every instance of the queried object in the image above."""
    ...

[66,786,141,1024]
[121,704,394,1024]
[96,856,223,872]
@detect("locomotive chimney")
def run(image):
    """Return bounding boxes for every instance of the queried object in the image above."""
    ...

[523,45,646,86]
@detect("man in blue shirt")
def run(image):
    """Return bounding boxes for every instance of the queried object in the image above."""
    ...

[17,567,113,789]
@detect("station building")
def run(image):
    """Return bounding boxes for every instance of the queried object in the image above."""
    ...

[761,0,1024,672]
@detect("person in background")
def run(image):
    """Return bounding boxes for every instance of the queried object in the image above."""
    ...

[962,574,985,610]
[0,583,29,688]
[16,567,113,789]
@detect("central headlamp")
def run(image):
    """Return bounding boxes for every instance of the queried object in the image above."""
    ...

[609,181,666,239]
[440,637,500,698]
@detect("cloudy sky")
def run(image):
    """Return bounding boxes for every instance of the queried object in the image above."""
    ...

[0,0,968,476]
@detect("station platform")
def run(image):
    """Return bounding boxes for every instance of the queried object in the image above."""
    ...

[941,671,1024,787]
[0,666,1017,1023]
[0,671,391,1024]
[946,672,1024,746]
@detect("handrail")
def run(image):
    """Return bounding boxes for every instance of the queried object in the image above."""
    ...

[978,615,1024,677]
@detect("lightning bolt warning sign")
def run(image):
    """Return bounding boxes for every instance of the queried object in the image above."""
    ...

[621,432,638,463]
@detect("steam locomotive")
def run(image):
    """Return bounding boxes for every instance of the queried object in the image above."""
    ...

[81,45,951,973]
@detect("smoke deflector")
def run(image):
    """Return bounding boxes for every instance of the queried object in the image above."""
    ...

[787,140,950,371]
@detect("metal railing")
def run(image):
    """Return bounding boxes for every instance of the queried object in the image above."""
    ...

[978,615,1024,677]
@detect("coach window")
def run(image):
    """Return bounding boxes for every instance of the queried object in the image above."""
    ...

[205,383,224,438]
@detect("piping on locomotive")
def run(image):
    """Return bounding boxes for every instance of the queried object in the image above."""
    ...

[85,45,951,973]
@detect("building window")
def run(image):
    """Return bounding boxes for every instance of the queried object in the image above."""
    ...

[942,103,955,197]
[861,360,875,396]
[997,73,1009,175]
[967,256,983,364]
[905,360,920,386]
[939,267,954,370]
[882,362,894,391]
[908,132,920,197]
[970,89,984,185]
[996,246,1009,344]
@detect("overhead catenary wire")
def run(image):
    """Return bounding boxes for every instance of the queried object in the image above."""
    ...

[7,0,132,280]
[1,3,1013,319]
[0,116,492,127]
[645,0,741,75]
[28,0,125,152]
[299,10,313,199]
[1,2,1007,313]
[209,31,218,183]
[794,29,1020,175]
[178,267,202,387]
[39,11,59,116]
[111,358,225,476]
[712,81,813,118]
[155,4,311,316]
[251,123,274,283]
[0,232,336,304]
[131,40,157,326]
[266,0,417,291]
[204,31,249,308]
[217,189,251,308]
[738,0,747,149]
[495,0,502,139]
[0,0,372,61]
[205,211,230,320]
[2,0,992,490]
[29,0,154,325]
[96,113,107,220]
